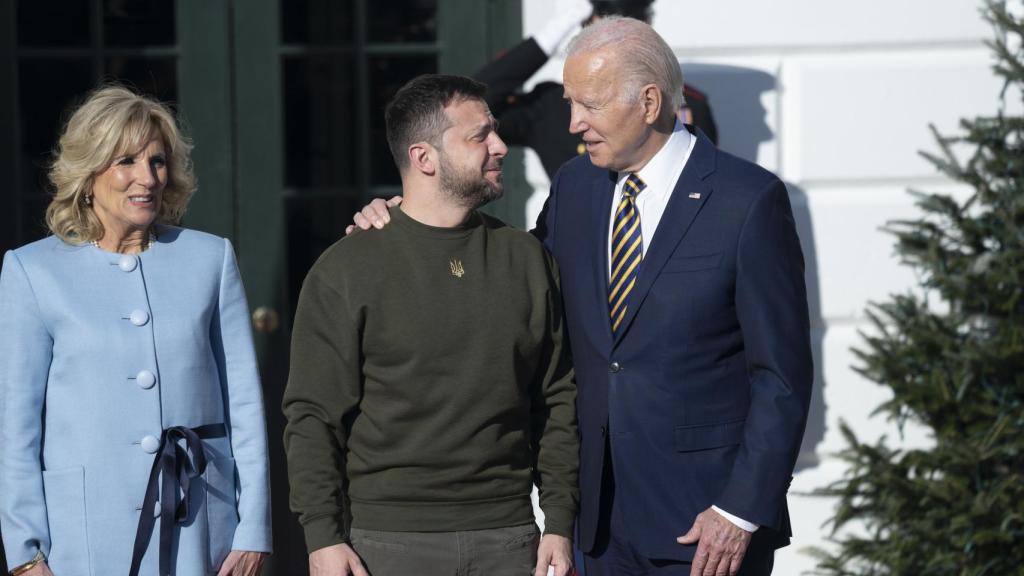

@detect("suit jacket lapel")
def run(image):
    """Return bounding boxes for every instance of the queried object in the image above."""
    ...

[612,129,717,347]
[591,170,616,350]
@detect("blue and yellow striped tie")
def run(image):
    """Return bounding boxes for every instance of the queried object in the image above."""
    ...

[609,174,645,335]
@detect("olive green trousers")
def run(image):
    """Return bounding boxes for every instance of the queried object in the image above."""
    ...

[349,523,541,576]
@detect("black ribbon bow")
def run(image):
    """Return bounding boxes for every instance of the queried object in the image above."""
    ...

[129,423,226,576]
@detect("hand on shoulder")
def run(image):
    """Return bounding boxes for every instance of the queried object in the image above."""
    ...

[345,196,402,235]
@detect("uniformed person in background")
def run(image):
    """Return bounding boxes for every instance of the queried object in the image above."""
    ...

[474,0,718,179]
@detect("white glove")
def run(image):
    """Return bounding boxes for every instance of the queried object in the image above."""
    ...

[533,0,594,56]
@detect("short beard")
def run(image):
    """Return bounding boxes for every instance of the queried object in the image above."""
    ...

[438,152,503,210]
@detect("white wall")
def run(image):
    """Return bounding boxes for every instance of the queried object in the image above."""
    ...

[520,1,1000,573]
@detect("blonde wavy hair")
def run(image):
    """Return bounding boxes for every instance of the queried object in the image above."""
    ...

[45,84,196,243]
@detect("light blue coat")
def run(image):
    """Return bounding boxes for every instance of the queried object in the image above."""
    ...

[0,226,272,575]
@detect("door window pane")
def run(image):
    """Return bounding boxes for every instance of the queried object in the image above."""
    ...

[19,196,51,244]
[368,56,437,186]
[104,57,178,103]
[104,0,176,47]
[18,58,94,197]
[16,0,91,47]
[283,56,356,188]
[286,196,363,318]
[367,0,437,43]
[282,0,354,45]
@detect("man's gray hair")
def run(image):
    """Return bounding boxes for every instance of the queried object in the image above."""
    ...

[567,16,685,111]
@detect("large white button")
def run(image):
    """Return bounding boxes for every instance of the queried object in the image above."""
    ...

[137,500,162,518]
[118,255,138,272]
[140,435,160,454]
[129,310,149,326]
[136,370,156,389]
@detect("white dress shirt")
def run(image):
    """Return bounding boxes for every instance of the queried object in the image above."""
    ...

[607,121,692,275]
[605,121,759,534]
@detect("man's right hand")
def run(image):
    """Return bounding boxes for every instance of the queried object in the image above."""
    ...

[345,196,403,235]
[309,543,369,576]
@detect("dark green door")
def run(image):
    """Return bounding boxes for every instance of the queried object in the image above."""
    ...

[232,1,526,573]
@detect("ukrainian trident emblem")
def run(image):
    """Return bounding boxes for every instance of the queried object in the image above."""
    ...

[449,259,465,278]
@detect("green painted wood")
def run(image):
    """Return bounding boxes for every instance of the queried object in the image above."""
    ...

[234,0,285,335]
[231,2,299,573]
[177,0,234,239]
[434,0,530,228]
[438,0,488,75]
[224,3,527,573]
[477,0,528,229]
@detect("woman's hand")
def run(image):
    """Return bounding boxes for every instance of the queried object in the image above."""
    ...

[216,550,269,576]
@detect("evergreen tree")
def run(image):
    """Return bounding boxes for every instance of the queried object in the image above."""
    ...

[810,2,1024,574]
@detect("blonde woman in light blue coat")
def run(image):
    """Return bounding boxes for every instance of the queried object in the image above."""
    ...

[0,85,272,576]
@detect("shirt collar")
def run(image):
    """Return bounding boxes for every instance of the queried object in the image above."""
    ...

[617,120,692,191]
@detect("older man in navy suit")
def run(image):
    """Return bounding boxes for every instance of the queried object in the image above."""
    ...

[349,16,811,576]
[530,16,812,576]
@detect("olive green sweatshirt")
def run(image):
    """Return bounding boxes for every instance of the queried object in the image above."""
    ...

[283,207,578,553]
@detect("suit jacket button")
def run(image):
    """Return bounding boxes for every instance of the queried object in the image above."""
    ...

[600,425,607,437]
[140,435,160,454]
[609,362,621,373]
[129,309,150,326]
[136,370,156,389]
[118,255,138,272]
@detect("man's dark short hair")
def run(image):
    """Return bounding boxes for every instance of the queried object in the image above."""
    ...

[385,74,488,171]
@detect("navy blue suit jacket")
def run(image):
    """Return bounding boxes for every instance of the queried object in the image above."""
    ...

[533,127,812,562]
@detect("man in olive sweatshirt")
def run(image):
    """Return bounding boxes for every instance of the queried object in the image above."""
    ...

[282,74,579,576]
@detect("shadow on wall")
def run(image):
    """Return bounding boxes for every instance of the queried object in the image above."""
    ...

[685,63,826,472]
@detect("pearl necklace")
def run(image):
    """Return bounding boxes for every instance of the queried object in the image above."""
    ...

[90,230,158,253]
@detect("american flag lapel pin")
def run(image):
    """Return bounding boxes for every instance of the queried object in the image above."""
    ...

[688,192,701,199]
